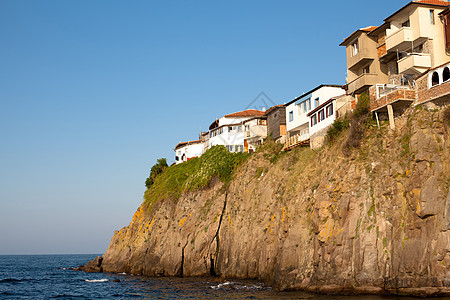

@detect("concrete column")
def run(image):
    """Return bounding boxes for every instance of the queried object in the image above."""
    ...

[387,104,395,130]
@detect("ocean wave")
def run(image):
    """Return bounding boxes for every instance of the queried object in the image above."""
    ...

[84,279,108,283]
[117,272,127,275]
[209,281,266,291]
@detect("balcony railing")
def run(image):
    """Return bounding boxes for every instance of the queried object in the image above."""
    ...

[284,130,310,150]
[348,48,375,71]
[244,125,267,139]
[347,73,379,94]
[398,53,431,75]
[371,84,415,111]
[386,27,413,52]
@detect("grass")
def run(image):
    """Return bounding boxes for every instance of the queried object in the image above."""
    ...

[143,145,249,212]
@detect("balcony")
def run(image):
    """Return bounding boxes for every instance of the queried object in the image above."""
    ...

[284,130,310,151]
[348,48,375,71]
[244,125,267,140]
[370,84,415,112]
[347,73,379,94]
[386,27,428,52]
[398,53,431,75]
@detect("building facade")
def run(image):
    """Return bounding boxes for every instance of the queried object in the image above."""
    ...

[284,84,345,149]
[208,109,265,152]
[174,140,204,164]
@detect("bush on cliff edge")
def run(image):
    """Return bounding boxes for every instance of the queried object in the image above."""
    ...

[144,145,248,210]
[343,92,371,154]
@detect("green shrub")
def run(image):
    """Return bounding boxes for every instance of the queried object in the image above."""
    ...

[145,158,168,188]
[354,92,370,118]
[343,92,372,153]
[326,115,350,143]
[144,146,248,210]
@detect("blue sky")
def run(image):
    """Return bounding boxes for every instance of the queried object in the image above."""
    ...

[0,0,404,254]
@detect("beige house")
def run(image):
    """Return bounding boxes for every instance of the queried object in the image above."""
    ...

[382,0,450,77]
[341,1,449,97]
[341,0,450,122]
[242,116,267,153]
[340,26,389,95]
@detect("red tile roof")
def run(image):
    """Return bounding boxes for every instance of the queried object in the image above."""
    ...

[224,109,265,118]
[413,0,448,5]
[385,0,449,21]
[174,140,202,150]
[360,26,378,32]
[263,105,284,115]
[340,27,378,46]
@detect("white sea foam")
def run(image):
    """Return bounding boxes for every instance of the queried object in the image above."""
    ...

[84,279,108,283]
[117,272,127,275]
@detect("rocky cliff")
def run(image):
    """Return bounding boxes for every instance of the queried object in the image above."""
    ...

[86,106,450,296]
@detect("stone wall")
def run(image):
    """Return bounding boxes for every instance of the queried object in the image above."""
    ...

[417,73,450,104]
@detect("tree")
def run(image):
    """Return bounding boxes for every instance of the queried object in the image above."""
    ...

[145,158,168,188]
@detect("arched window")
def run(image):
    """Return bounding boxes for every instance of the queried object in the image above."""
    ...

[431,71,440,86]
[443,67,450,82]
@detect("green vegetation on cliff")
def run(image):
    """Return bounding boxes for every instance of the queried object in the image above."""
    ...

[144,145,248,210]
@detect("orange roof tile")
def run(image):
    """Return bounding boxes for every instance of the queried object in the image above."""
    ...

[224,109,265,118]
[264,105,284,115]
[360,26,378,32]
[174,140,202,150]
[413,0,448,5]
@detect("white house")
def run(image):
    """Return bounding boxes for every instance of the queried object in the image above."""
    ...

[208,109,265,152]
[307,94,352,149]
[284,84,345,149]
[174,140,204,164]
[243,116,267,153]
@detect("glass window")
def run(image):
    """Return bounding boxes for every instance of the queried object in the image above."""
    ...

[326,104,333,117]
[432,71,439,86]
[443,67,450,82]
[315,98,320,108]
[430,9,435,25]
[310,114,317,126]
[289,111,294,122]
[318,109,325,122]
[352,41,358,56]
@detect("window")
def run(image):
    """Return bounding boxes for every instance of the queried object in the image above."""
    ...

[413,44,423,53]
[302,98,311,113]
[432,71,440,86]
[238,125,242,132]
[326,103,334,117]
[289,111,294,122]
[310,114,317,126]
[352,41,358,56]
[430,9,435,25]
[363,65,370,74]
[234,145,243,152]
[443,67,450,82]
[318,109,325,122]
[315,98,320,108]
[402,19,410,27]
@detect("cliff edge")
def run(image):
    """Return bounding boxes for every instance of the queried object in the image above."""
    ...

[85,106,450,296]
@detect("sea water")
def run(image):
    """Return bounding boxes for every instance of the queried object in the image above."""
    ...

[0,254,420,299]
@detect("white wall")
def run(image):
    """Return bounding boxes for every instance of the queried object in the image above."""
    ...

[175,143,204,164]
[286,86,345,134]
[208,125,245,152]
[309,101,336,136]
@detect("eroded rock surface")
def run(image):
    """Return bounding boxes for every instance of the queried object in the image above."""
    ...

[85,107,450,296]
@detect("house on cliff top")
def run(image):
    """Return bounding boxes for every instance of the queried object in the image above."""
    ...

[208,109,266,153]
[174,140,204,164]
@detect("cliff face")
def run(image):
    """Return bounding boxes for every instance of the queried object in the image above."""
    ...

[96,107,450,296]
